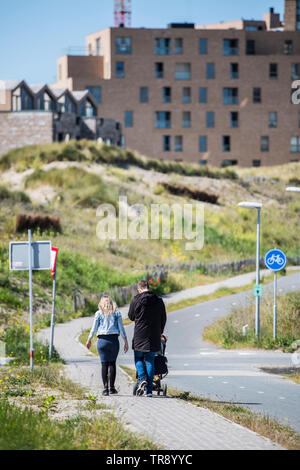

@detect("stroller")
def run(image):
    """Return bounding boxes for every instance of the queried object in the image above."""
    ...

[133,335,168,396]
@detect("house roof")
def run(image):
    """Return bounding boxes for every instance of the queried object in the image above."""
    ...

[1,80,24,91]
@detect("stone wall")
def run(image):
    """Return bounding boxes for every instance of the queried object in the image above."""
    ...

[0,112,53,156]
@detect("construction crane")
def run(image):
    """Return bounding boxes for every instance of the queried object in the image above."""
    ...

[114,0,132,27]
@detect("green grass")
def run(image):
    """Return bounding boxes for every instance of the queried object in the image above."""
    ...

[0,140,238,180]
[121,366,300,450]
[0,364,158,450]
[203,290,300,350]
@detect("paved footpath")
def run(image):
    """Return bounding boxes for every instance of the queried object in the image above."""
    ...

[36,268,296,450]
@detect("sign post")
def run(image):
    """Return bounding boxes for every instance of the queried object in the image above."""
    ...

[264,248,287,340]
[49,247,58,359]
[28,230,34,370]
[9,235,51,370]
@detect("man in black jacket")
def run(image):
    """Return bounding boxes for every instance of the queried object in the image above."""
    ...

[128,280,167,397]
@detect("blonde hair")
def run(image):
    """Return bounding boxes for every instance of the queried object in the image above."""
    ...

[98,295,117,316]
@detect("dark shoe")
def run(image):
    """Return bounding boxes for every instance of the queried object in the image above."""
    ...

[102,389,109,396]
[146,392,153,397]
[136,379,147,396]
[109,387,118,395]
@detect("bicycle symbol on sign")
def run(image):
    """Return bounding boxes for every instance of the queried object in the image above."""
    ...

[267,254,285,266]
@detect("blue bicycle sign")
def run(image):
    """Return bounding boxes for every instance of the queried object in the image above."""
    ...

[264,249,287,271]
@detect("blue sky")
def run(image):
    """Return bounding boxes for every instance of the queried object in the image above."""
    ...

[0,0,284,84]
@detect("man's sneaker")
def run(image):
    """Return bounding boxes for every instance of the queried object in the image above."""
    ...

[109,387,118,395]
[146,393,153,397]
[102,389,109,396]
[136,379,147,396]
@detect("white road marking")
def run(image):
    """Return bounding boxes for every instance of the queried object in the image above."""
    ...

[200,352,219,356]
[195,314,200,317]
[257,391,264,394]
[279,397,286,400]
[239,386,245,389]
[184,363,189,367]
[238,352,256,356]
[168,370,270,377]
[222,381,228,384]
[214,308,219,311]
[232,302,237,306]
[173,320,179,323]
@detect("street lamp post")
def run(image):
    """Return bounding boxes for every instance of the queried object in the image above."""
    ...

[237,202,262,337]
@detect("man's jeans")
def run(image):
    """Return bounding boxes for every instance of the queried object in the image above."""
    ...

[134,350,156,394]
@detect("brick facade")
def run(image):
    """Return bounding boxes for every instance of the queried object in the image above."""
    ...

[52,0,300,167]
[0,112,53,156]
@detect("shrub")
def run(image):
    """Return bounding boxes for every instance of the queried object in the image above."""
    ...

[0,186,31,204]
[15,213,62,234]
[159,182,219,204]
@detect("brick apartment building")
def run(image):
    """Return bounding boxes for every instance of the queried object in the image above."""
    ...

[52,0,300,167]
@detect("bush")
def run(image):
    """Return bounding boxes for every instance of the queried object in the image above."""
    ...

[159,181,219,204]
[0,186,31,204]
[15,213,62,234]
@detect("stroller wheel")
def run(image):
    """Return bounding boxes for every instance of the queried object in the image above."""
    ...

[163,384,167,396]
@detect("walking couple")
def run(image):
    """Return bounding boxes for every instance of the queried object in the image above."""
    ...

[86,280,167,397]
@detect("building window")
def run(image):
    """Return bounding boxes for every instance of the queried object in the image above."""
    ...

[284,40,293,55]
[252,160,261,167]
[199,160,207,166]
[230,63,239,79]
[155,38,171,55]
[182,87,191,103]
[116,61,125,77]
[96,38,101,55]
[86,86,101,103]
[297,0,300,30]
[269,112,277,128]
[155,111,171,128]
[230,111,239,128]
[175,63,191,80]
[246,40,255,55]
[222,136,231,152]
[290,136,300,152]
[206,63,215,79]
[269,63,278,79]
[174,135,183,151]
[199,87,207,103]
[155,62,164,78]
[140,87,148,103]
[174,38,183,54]
[206,111,215,128]
[124,111,133,127]
[182,111,191,128]
[163,135,171,151]
[199,38,208,54]
[223,39,239,55]
[223,88,238,104]
[291,64,300,80]
[162,87,171,103]
[221,159,237,166]
[116,37,132,54]
[299,111,300,127]
[199,136,207,152]
[253,87,262,103]
[261,136,269,152]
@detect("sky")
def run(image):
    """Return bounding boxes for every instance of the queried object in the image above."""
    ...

[0,0,285,84]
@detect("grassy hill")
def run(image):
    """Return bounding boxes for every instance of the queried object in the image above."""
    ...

[0,140,299,334]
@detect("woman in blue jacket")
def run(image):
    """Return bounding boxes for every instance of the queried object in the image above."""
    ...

[86,295,128,395]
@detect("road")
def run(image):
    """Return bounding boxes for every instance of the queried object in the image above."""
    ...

[118,272,300,433]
